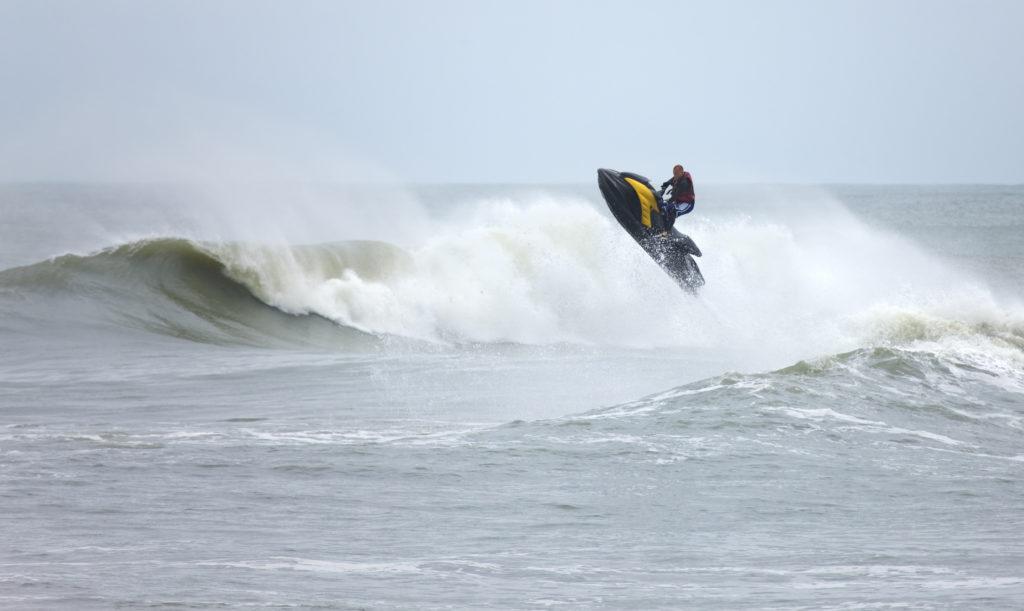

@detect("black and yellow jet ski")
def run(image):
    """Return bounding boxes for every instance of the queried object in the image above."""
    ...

[597,168,704,293]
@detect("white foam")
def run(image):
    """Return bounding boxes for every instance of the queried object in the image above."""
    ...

[772,406,969,447]
[201,557,423,575]
[239,426,478,447]
[203,188,1023,386]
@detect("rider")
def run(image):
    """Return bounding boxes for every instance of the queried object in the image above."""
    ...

[660,164,695,232]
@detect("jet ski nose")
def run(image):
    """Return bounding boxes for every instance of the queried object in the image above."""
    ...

[597,168,618,190]
[597,168,624,202]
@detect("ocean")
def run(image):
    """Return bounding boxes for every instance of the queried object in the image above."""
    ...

[1,182,1022,608]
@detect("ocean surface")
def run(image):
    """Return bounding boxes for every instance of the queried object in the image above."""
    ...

[1,182,1022,609]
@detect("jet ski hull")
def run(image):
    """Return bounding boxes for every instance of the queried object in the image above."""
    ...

[597,168,705,293]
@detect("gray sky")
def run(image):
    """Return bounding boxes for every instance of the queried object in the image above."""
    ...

[1,0,1023,183]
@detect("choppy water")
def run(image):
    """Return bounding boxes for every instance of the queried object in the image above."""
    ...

[1,182,1023,608]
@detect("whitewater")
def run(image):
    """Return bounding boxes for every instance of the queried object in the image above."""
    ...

[1,182,1023,608]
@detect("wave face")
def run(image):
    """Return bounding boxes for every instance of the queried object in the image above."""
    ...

[0,238,390,347]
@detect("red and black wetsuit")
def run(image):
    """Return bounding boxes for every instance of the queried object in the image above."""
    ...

[660,172,696,230]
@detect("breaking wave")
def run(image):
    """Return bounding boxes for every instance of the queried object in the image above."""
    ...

[0,195,1021,383]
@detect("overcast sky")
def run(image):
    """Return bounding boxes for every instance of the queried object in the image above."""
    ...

[1,0,1022,183]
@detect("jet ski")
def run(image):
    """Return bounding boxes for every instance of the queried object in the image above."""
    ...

[597,168,705,293]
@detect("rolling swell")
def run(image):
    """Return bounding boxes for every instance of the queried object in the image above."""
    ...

[506,345,1024,467]
[0,238,405,347]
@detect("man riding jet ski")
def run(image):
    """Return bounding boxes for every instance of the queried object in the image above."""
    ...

[597,167,704,293]
[660,164,696,231]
